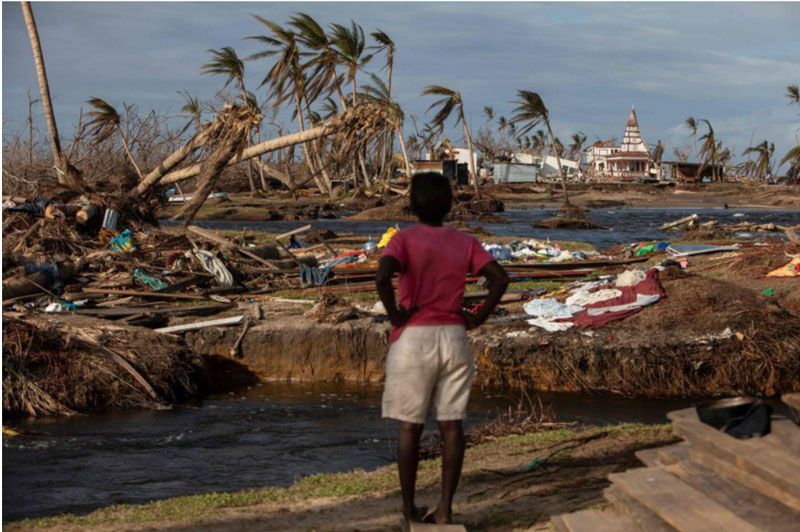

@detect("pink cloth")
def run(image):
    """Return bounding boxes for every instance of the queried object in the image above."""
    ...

[570,268,665,328]
[382,224,495,343]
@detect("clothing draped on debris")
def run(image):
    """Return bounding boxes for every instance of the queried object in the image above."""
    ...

[524,268,665,331]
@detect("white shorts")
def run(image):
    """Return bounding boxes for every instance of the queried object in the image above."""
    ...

[382,325,475,424]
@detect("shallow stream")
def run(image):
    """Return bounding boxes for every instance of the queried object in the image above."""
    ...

[3,384,693,521]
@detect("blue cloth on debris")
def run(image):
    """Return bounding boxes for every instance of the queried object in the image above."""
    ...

[7,197,51,217]
[25,262,63,292]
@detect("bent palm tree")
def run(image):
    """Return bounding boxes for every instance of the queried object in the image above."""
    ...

[86,97,143,179]
[787,84,800,106]
[510,90,569,206]
[201,47,258,196]
[249,16,332,194]
[369,29,396,179]
[781,84,800,179]
[179,90,203,132]
[568,132,587,174]
[364,74,412,181]
[696,119,722,181]
[330,21,373,188]
[421,85,480,197]
[20,1,83,189]
[743,140,775,181]
[685,117,699,161]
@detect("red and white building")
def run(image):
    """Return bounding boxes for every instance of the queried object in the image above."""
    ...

[586,108,654,181]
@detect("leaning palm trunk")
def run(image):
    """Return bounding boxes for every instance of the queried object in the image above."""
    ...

[461,114,481,199]
[253,159,294,189]
[396,125,412,180]
[174,138,245,225]
[134,129,210,195]
[160,122,340,185]
[156,103,389,188]
[21,1,83,190]
[172,106,256,224]
[545,120,570,207]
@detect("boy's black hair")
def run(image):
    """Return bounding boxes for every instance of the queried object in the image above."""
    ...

[409,172,452,225]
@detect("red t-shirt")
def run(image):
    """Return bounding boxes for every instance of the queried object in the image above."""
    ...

[382,224,495,343]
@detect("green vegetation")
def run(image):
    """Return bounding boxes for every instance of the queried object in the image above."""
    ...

[10,423,668,530]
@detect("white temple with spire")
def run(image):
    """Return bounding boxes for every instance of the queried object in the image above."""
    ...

[586,107,654,181]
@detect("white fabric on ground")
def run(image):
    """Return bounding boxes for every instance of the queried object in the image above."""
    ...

[615,269,647,287]
[526,317,575,332]
[566,288,622,307]
[191,249,234,288]
[523,298,583,320]
[585,293,661,316]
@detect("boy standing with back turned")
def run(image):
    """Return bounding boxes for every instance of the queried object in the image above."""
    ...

[376,172,509,526]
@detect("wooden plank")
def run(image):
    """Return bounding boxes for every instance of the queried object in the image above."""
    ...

[669,408,800,511]
[660,213,699,231]
[604,485,672,532]
[666,460,800,531]
[186,225,279,270]
[783,393,800,412]
[154,315,244,334]
[766,418,800,455]
[407,523,465,532]
[608,466,760,532]
[551,507,637,532]
[275,224,313,241]
[82,288,208,300]
[635,442,690,468]
[73,302,231,317]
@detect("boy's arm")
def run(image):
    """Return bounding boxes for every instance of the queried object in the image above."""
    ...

[376,256,416,327]
[460,260,509,329]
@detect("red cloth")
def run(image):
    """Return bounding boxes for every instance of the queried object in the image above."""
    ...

[382,224,495,343]
[571,269,665,328]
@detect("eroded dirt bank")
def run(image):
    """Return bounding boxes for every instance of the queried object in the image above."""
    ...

[186,267,800,398]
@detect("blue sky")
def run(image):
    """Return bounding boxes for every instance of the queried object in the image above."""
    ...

[3,2,800,166]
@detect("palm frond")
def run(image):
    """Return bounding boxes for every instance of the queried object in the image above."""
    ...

[85,97,120,142]
[201,47,245,89]
[787,84,800,105]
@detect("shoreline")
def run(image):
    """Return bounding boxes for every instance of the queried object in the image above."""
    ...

[158,183,800,222]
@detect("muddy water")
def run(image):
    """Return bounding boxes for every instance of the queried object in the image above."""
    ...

[3,384,692,521]
[177,208,800,249]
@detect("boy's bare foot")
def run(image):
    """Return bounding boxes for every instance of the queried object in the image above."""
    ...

[403,504,428,523]
[424,507,453,524]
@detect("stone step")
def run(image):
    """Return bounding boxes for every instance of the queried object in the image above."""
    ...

[635,442,690,468]
[550,506,639,532]
[666,460,800,531]
[607,466,760,532]
[669,407,800,511]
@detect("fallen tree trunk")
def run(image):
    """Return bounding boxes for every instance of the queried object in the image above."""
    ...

[159,122,338,186]
[133,129,210,196]
[253,159,294,189]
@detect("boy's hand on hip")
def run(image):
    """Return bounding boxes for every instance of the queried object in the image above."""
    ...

[459,309,485,330]
[390,305,418,327]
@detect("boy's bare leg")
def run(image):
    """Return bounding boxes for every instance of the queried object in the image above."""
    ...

[398,421,426,522]
[430,420,465,524]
